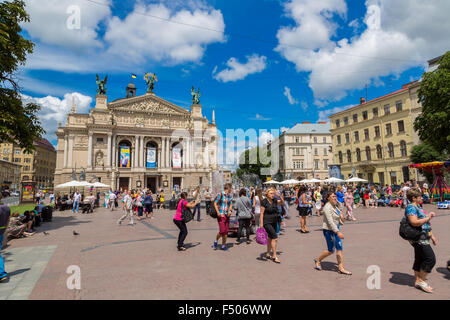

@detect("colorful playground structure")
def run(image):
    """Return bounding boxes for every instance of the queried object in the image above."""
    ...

[409,161,450,204]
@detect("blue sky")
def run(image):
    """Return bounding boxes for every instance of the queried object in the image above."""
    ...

[18,0,450,166]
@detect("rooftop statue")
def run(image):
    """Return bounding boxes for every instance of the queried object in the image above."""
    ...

[96,74,108,95]
[191,86,201,105]
[144,73,158,93]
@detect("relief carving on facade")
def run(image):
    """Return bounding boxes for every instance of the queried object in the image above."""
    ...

[95,151,104,167]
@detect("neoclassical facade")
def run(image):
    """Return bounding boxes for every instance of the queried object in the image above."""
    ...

[55,83,219,192]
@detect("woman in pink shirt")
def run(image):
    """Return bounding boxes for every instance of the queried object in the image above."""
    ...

[344,188,356,221]
[173,192,198,251]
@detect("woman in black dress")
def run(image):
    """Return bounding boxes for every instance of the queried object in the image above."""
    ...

[260,189,284,263]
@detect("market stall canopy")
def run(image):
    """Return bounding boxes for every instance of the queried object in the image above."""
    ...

[345,177,368,183]
[55,180,93,188]
[263,180,280,184]
[307,178,322,183]
[91,182,110,188]
[323,177,345,183]
[280,179,301,185]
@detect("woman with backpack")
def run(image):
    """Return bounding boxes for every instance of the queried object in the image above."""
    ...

[173,192,198,251]
[234,188,253,244]
[404,188,437,293]
[143,191,154,219]
[297,186,311,233]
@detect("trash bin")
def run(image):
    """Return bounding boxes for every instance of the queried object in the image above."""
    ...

[169,197,177,210]
[42,205,53,222]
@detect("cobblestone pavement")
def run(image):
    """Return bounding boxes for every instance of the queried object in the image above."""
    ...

[1,203,449,300]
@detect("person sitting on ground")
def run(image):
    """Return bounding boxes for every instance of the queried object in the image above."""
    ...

[20,211,35,233]
[7,212,34,238]
[32,206,42,228]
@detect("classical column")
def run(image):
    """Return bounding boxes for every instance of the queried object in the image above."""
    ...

[133,136,138,168]
[87,133,93,168]
[68,135,74,168]
[140,136,145,167]
[63,135,68,168]
[112,134,116,168]
[158,139,162,168]
[166,138,170,168]
[204,140,209,168]
[107,133,112,167]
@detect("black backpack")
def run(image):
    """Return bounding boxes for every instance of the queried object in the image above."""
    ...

[181,200,194,223]
[399,210,425,241]
[208,193,223,218]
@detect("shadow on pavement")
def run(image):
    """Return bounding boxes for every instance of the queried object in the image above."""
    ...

[256,251,283,262]
[436,267,450,280]
[320,261,339,272]
[184,242,201,249]
[35,215,92,233]
[389,272,415,287]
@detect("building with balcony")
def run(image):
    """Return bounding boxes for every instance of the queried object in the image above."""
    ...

[276,122,333,180]
[0,138,56,190]
[328,81,421,184]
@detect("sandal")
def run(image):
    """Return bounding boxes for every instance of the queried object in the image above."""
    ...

[314,259,322,271]
[177,247,187,251]
[272,257,281,264]
[265,254,272,260]
[415,281,433,293]
[338,269,352,275]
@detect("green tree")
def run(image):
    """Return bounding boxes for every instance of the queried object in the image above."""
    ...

[236,147,272,182]
[0,0,44,153]
[414,51,450,154]
[410,142,448,183]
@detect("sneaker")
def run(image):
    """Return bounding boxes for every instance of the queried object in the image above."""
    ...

[0,276,8,283]
[128,222,134,225]
[221,245,228,251]
[212,241,218,250]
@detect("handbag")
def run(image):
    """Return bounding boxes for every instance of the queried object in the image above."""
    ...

[399,211,425,241]
[181,201,194,223]
[256,227,268,245]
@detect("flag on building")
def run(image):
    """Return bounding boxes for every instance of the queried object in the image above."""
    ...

[131,74,137,79]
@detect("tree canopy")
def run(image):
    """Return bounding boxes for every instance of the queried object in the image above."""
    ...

[0,0,44,152]
[236,147,272,182]
[414,51,450,154]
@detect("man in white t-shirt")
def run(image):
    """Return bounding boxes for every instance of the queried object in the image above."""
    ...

[401,183,410,209]
[73,190,82,213]
[117,190,134,225]
[108,192,116,211]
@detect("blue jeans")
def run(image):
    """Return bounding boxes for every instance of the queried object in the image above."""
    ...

[0,234,6,278]
[73,200,79,213]
[323,229,343,253]
[193,203,201,221]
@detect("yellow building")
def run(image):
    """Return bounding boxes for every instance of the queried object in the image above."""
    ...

[0,159,21,191]
[0,138,56,190]
[329,81,421,185]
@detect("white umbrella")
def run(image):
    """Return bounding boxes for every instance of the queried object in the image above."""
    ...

[345,177,368,183]
[299,179,310,183]
[55,180,84,188]
[77,181,93,187]
[323,177,345,183]
[280,179,301,185]
[91,182,110,188]
[264,180,280,184]
[308,178,322,183]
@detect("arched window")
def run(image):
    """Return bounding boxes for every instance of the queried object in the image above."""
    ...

[338,151,343,164]
[388,142,394,158]
[145,141,158,168]
[356,148,361,162]
[365,146,371,161]
[346,149,352,163]
[118,140,132,168]
[400,140,407,157]
[376,145,383,159]
[171,142,183,168]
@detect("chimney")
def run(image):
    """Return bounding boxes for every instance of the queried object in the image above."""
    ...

[360,97,366,104]
[317,121,327,124]
[302,121,311,124]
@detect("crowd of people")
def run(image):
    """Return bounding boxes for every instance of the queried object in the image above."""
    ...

[0,181,446,292]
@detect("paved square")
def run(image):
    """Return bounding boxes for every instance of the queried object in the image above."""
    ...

[1,204,449,300]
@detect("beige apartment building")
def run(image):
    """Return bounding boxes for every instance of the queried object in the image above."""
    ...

[329,81,421,185]
[0,159,21,191]
[0,138,56,190]
[54,81,219,193]
[277,122,333,180]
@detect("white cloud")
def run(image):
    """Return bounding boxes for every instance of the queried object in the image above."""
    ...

[317,105,354,122]
[250,113,271,121]
[104,3,225,64]
[23,0,111,50]
[21,92,92,142]
[283,86,299,105]
[300,101,308,111]
[259,132,274,146]
[22,1,225,72]
[275,0,450,103]
[213,54,267,82]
